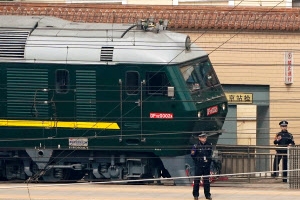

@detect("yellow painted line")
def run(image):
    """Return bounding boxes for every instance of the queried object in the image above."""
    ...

[0,119,120,130]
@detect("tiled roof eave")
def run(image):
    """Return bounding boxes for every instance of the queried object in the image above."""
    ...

[1,3,300,32]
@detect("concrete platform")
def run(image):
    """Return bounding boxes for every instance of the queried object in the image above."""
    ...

[0,180,298,200]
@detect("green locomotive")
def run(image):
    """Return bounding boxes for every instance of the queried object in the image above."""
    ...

[0,15,227,183]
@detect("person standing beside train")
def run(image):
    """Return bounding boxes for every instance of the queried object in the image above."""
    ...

[191,132,212,200]
[271,120,295,182]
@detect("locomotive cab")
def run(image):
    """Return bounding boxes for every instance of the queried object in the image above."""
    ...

[181,58,228,144]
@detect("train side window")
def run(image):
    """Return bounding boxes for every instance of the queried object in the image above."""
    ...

[146,72,169,95]
[126,71,139,95]
[55,69,69,93]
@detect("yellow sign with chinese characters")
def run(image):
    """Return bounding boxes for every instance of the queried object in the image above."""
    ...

[225,93,253,104]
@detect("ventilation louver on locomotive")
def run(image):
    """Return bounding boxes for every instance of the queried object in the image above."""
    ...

[0,30,30,59]
[100,47,114,61]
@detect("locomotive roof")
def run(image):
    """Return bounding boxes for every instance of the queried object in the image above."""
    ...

[0,15,131,38]
[0,15,207,64]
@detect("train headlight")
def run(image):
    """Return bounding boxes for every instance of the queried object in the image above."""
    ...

[222,103,226,111]
[197,111,201,118]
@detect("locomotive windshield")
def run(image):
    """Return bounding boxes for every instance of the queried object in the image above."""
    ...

[180,59,219,93]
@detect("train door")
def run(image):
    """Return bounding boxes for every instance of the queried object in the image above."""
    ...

[0,67,3,118]
[49,68,75,125]
[120,70,144,144]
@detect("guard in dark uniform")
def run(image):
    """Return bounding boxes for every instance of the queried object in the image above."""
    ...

[271,120,295,182]
[191,133,212,200]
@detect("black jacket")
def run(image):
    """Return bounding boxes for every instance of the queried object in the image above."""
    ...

[191,141,212,168]
[274,130,295,153]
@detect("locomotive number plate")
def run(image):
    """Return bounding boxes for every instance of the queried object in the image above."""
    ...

[207,105,218,116]
[69,138,88,149]
[150,112,173,119]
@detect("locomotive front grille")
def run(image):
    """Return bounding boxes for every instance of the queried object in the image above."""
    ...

[0,29,30,59]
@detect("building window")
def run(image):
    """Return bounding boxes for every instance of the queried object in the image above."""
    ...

[126,71,139,95]
[56,70,69,93]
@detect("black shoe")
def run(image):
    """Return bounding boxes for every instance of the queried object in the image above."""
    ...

[206,196,212,200]
[283,179,287,183]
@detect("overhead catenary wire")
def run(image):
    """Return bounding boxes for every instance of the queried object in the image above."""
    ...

[0,7,298,200]
[2,3,300,195]
[0,0,296,188]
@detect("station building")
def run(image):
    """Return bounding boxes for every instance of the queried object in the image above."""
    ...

[0,2,300,147]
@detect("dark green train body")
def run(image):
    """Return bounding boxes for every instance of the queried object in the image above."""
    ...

[0,15,227,183]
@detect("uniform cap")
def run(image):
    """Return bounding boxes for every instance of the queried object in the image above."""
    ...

[279,120,288,126]
[198,132,207,137]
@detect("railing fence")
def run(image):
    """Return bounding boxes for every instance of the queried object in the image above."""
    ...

[216,145,300,189]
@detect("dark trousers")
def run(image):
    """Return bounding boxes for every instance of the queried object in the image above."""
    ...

[193,165,211,198]
[272,153,287,178]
